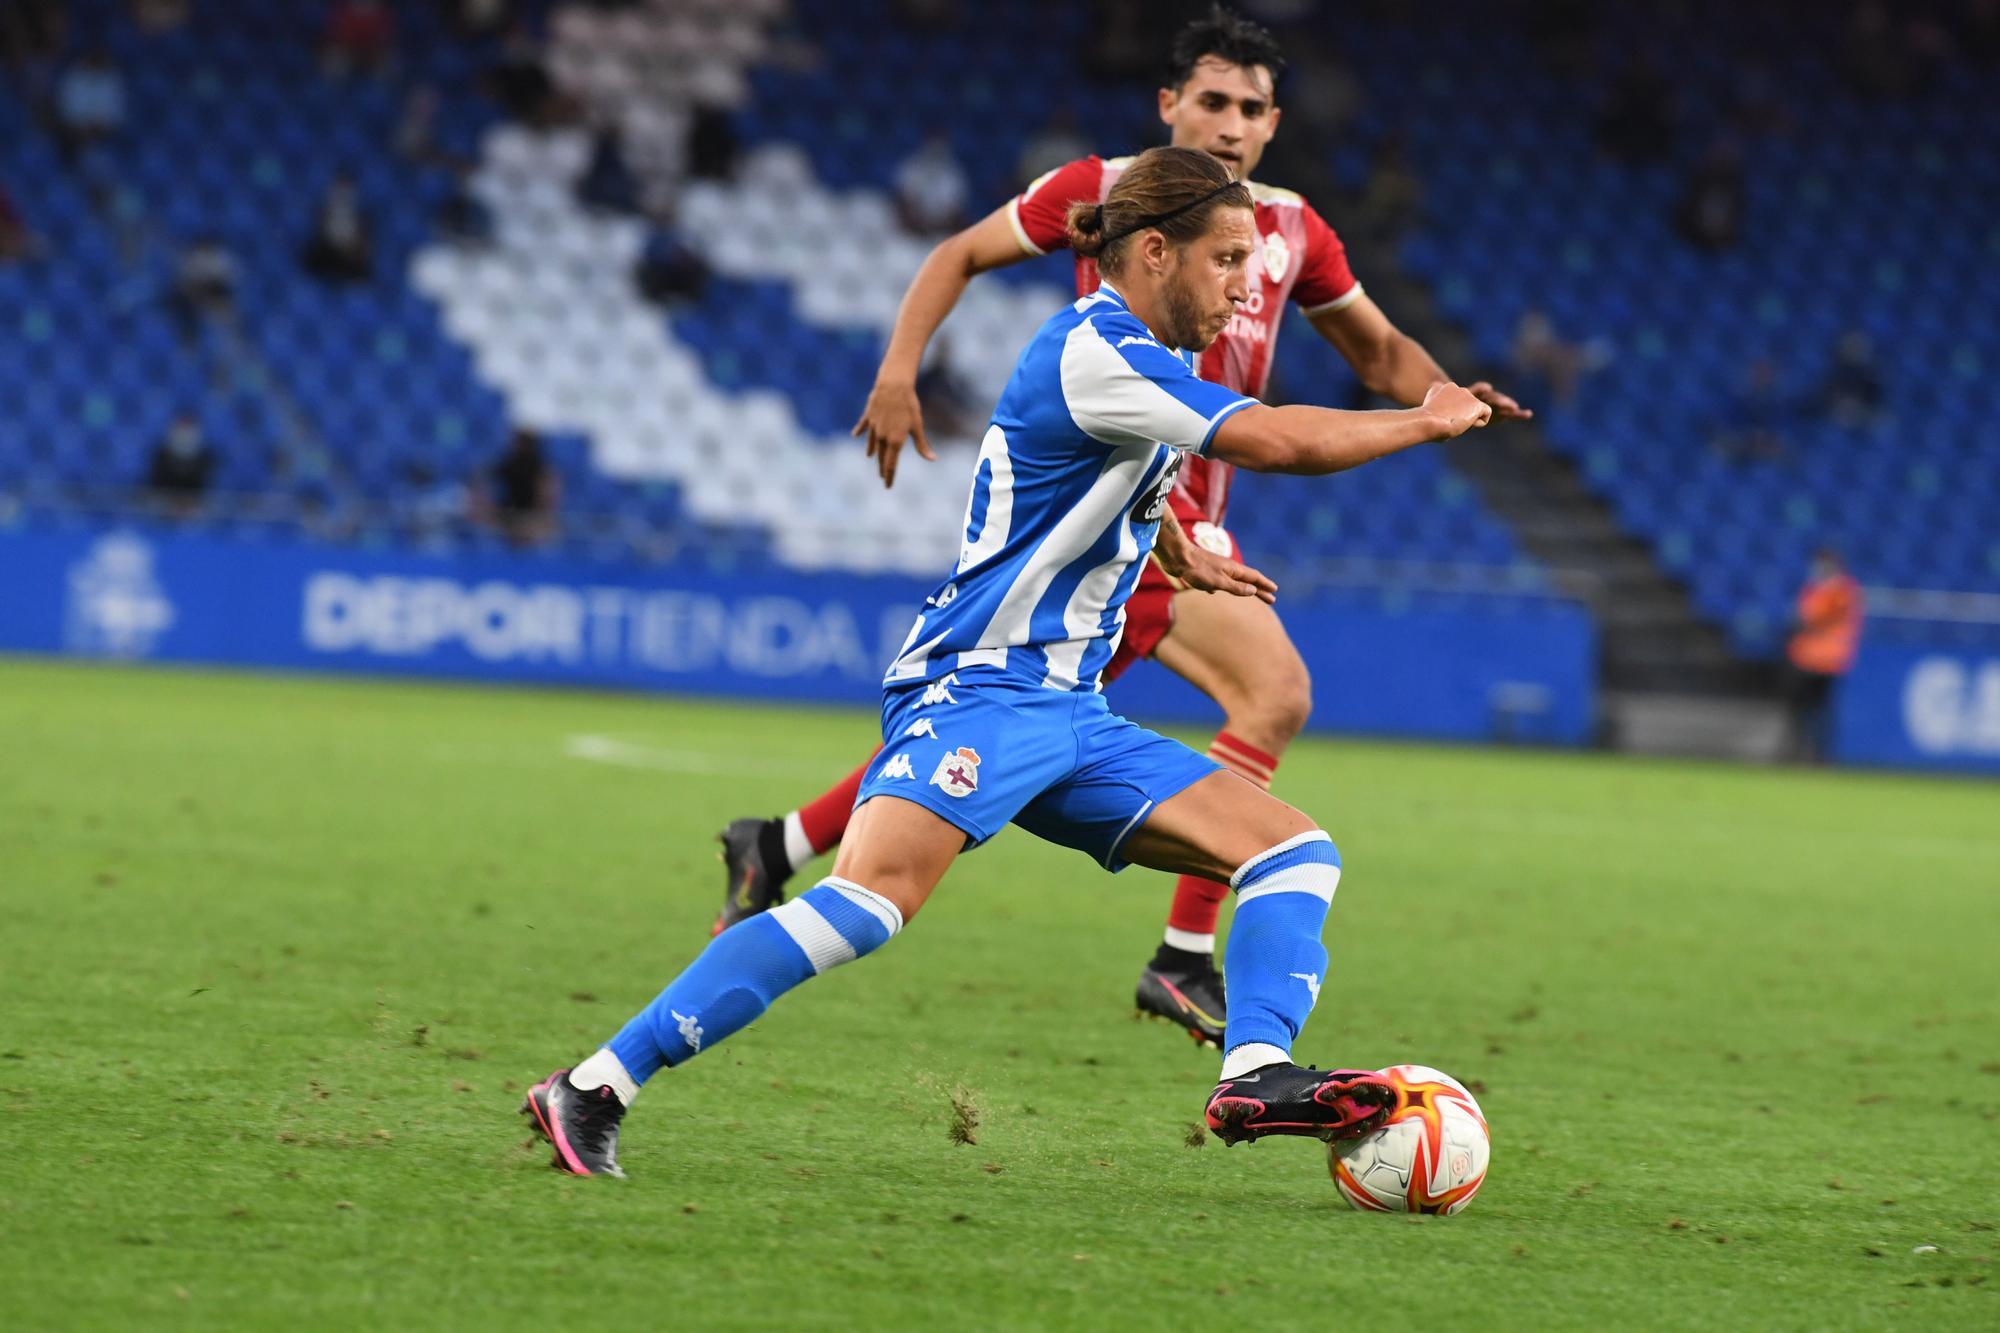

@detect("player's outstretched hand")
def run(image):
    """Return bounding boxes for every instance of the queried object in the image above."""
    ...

[853,379,936,489]
[1467,380,1533,421]
[1182,549,1278,604]
[1420,381,1495,439]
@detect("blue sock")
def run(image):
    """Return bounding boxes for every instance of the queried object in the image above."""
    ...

[604,878,902,1084]
[1221,832,1341,1058]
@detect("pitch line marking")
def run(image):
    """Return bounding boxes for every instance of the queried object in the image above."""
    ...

[563,733,809,779]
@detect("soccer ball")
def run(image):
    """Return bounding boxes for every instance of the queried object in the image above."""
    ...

[1329,1065,1490,1215]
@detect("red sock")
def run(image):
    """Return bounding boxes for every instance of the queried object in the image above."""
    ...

[1164,731,1281,945]
[793,748,880,856]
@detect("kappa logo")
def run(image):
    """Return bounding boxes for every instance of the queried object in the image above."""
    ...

[879,752,917,780]
[672,1008,704,1053]
[917,673,959,708]
[929,746,982,798]
[1289,971,1322,1005]
[1116,334,1160,350]
[903,718,938,740]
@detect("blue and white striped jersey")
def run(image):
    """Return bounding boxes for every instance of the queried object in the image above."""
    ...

[886,284,1257,693]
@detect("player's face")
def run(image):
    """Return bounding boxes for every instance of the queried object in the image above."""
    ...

[1158,57,1282,180]
[1161,205,1255,351]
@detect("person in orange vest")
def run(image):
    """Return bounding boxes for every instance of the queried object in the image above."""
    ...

[1785,547,1864,762]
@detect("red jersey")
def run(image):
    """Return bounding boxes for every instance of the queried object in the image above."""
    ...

[1007,154,1363,525]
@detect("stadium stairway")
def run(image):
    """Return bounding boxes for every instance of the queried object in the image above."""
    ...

[1352,256,1789,754]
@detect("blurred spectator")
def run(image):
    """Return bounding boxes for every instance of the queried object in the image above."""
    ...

[1016,106,1090,187]
[894,132,969,236]
[54,48,127,160]
[1349,131,1424,244]
[452,0,511,40]
[915,336,979,442]
[301,173,374,283]
[145,414,216,518]
[0,181,43,263]
[129,0,190,33]
[0,0,65,72]
[892,0,960,32]
[394,84,441,164]
[1085,0,1153,81]
[169,236,240,341]
[436,167,494,247]
[397,461,469,549]
[1818,330,1884,429]
[1596,55,1674,164]
[1711,356,1790,463]
[474,429,561,547]
[1784,548,1864,763]
[1511,308,1606,412]
[1839,1,1950,99]
[634,210,708,307]
[1675,140,1746,251]
[323,0,396,80]
[685,101,738,181]
[1967,0,2000,66]
[488,23,557,124]
[576,125,640,213]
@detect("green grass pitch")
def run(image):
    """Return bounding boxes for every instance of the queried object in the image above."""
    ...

[1,657,1995,1329]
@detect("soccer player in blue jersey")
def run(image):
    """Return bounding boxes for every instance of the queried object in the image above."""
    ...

[524,146,1491,1177]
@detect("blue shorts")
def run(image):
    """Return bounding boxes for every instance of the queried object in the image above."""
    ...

[854,674,1219,872]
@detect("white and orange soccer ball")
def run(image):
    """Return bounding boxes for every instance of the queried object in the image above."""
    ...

[1329,1065,1490,1215]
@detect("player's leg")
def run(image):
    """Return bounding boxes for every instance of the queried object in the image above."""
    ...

[529,792,959,1176]
[1131,575,1312,1039]
[1117,771,1393,1145]
[713,747,881,934]
[530,680,1063,1177]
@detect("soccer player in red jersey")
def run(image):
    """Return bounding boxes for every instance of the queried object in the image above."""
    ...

[714,6,1528,1044]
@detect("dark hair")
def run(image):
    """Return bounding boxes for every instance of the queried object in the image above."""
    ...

[1063,146,1252,275]
[1166,3,1286,90]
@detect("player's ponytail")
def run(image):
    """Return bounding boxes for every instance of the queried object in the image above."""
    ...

[1062,145,1251,276]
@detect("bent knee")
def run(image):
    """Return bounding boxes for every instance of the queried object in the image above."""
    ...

[1229,659,1313,742]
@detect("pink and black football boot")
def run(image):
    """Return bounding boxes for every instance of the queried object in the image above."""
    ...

[1204,1063,1396,1145]
[522,1069,627,1178]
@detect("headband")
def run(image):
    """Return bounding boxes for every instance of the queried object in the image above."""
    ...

[1093,179,1243,248]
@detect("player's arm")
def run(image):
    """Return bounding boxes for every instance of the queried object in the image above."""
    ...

[1210,381,1492,476]
[855,205,1037,487]
[1154,509,1278,604]
[1308,295,1532,421]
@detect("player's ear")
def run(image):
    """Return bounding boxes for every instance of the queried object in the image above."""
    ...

[1139,229,1171,275]
[1265,103,1282,140]
[1157,84,1178,128]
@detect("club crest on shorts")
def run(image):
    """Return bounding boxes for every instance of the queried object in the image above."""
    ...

[929,746,982,798]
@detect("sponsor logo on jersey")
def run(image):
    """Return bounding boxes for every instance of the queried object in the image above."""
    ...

[918,673,959,707]
[929,746,982,798]
[1262,229,1291,282]
[879,753,917,780]
[903,718,938,740]
[1190,521,1234,556]
[1132,452,1186,524]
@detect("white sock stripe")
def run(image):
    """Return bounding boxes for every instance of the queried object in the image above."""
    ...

[781,809,816,870]
[1220,1041,1290,1080]
[1235,863,1340,905]
[1162,926,1215,953]
[768,898,857,973]
[820,877,904,936]
[1229,830,1333,891]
